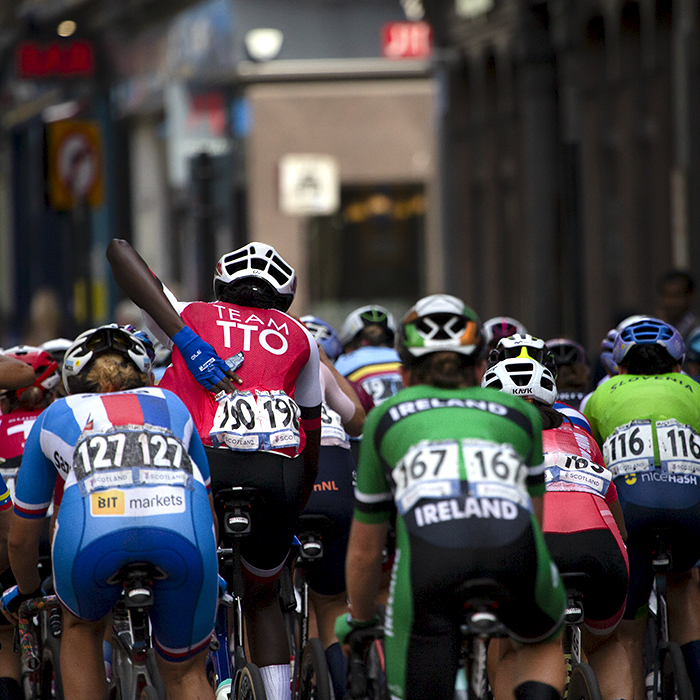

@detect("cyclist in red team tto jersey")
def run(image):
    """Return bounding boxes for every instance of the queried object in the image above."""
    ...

[107,239,322,700]
[0,347,60,700]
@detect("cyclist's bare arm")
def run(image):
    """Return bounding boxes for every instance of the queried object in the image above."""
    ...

[301,426,321,509]
[0,355,35,390]
[532,494,544,529]
[0,508,11,574]
[609,499,627,541]
[319,347,365,436]
[345,518,391,622]
[7,516,44,595]
[106,238,241,393]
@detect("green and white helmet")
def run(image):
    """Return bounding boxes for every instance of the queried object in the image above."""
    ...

[339,305,397,347]
[397,294,483,364]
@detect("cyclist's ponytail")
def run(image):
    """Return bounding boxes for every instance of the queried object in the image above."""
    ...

[72,352,149,394]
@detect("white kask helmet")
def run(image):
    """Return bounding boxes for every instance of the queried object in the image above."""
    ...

[481,357,557,406]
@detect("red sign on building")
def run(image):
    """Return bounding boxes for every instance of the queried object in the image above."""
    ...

[15,39,96,80]
[381,22,432,59]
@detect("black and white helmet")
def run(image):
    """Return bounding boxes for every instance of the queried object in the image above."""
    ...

[62,324,153,394]
[482,357,557,406]
[396,294,482,363]
[488,333,558,378]
[213,242,297,311]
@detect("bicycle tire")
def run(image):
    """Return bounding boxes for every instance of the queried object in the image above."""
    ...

[236,663,267,700]
[298,638,331,700]
[568,663,602,700]
[660,643,693,700]
[39,634,64,700]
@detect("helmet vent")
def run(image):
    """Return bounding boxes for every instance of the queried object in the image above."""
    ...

[224,260,248,275]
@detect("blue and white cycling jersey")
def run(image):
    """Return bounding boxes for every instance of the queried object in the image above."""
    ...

[14,387,218,660]
[15,387,211,519]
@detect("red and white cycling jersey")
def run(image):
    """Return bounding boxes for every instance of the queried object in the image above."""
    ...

[542,419,621,536]
[149,300,321,454]
[0,408,43,498]
[0,409,42,462]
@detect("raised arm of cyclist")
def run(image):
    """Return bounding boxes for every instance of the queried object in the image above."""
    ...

[107,238,240,395]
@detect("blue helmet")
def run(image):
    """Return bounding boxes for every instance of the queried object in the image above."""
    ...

[613,318,685,365]
[299,315,343,360]
[686,328,700,364]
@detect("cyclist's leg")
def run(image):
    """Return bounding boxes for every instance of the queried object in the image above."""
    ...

[0,565,23,699]
[155,647,213,700]
[493,520,566,700]
[303,444,354,698]
[545,526,631,700]
[59,609,108,700]
[208,448,305,700]
[667,569,700,696]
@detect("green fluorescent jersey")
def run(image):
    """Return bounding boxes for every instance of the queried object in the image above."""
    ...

[584,373,700,475]
[354,384,545,525]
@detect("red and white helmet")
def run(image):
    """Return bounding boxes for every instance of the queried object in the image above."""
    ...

[3,345,60,399]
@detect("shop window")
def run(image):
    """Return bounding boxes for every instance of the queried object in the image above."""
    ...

[308,184,425,309]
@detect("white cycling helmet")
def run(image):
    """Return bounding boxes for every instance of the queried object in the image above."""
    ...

[482,357,557,406]
[483,317,527,349]
[63,324,153,394]
[488,333,557,377]
[213,242,297,312]
[339,305,397,347]
[397,294,482,362]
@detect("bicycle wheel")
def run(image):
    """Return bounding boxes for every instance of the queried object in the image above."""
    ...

[568,663,602,700]
[660,643,693,700]
[236,663,267,700]
[298,638,331,700]
[39,634,64,700]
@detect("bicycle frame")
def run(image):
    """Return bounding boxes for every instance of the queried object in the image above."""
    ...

[108,564,167,700]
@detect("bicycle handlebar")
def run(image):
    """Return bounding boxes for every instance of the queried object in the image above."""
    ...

[17,595,59,670]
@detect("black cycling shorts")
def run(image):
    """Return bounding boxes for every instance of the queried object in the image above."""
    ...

[301,445,355,596]
[386,515,565,700]
[205,447,304,581]
[621,500,700,618]
[544,529,628,633]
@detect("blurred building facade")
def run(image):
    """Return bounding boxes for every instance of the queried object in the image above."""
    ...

[0,0,699,349]
[425,0,700,347]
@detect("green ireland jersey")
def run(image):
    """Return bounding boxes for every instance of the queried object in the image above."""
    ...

[584,373,700,478]
[354,384,545,529]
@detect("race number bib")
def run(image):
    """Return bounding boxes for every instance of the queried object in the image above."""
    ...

[603,420,654,477]
[73,425,194,496]
[544,452,611,497]
[320,402,349,448]
[462,441,530,508]
[210,390,301,453]
[657,420,700,476]
[360,376,404,406]
[392,441,461,514]
[392,439,530,515]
